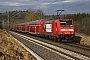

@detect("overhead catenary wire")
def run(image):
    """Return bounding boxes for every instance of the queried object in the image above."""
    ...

[36,0,58,15]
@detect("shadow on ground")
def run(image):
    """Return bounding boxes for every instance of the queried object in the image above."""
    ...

[0,52,4,57]
[61,36,82,43]
[74,36,82,43]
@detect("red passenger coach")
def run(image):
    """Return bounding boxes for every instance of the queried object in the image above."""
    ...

[20,22,29,32]
[10,19,45,34]
[28,19,45,35]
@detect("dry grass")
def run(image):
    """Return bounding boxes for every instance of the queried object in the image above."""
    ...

[75,32,90,46]
[0,29,37,60]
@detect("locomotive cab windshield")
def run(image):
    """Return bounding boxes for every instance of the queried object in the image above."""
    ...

[60,20,72,26]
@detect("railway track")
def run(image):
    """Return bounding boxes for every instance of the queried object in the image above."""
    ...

[9,31,90,60]
[66,43,90,51]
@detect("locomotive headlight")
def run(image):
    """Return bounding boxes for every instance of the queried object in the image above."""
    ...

[69,29,74,31]
[61,29,66,31]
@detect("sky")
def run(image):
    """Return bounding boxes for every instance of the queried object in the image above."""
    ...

[0,0,90,15]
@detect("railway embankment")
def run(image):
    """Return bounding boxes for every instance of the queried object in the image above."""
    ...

[75,32,90,46]
[0,29,37,60]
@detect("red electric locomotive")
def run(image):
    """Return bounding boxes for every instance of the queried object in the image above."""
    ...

[41,19,75,41]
